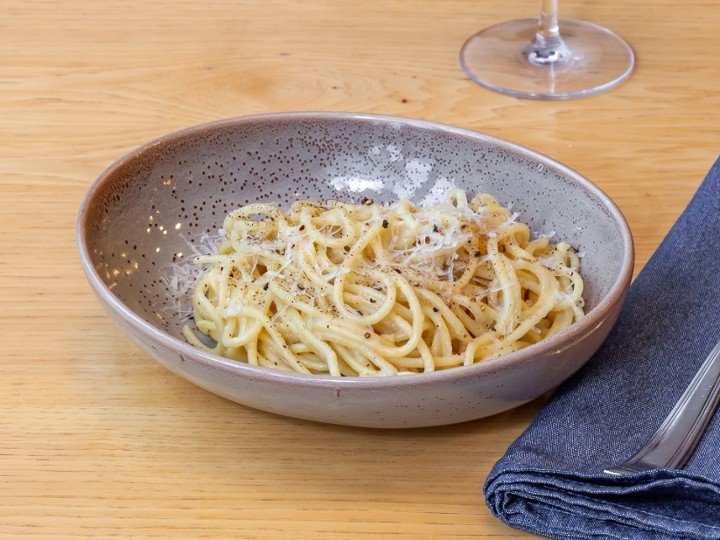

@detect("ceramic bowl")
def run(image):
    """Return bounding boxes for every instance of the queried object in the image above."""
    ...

[77,112,633,428]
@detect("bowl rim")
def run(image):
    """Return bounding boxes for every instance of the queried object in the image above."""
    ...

[77,111,634,390]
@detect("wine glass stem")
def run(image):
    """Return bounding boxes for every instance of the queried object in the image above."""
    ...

[523,0,570,65]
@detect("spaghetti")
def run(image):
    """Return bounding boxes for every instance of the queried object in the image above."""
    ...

[181,189,585,376]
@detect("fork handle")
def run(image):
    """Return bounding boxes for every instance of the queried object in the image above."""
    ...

[605,340,720,475]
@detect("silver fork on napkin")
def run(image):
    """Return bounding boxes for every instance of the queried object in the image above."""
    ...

[605,339,720,475]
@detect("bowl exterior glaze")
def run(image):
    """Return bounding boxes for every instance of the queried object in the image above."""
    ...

[78,112,633,428]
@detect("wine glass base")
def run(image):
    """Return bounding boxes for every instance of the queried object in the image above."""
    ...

[460,19,635,100]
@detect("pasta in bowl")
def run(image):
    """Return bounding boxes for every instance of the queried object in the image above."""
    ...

[184,190,585,376]
[77,112,633,428]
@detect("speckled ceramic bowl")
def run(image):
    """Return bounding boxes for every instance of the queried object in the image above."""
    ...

[77,112,633,428]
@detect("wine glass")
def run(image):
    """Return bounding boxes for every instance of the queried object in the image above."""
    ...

[459,1,635,99]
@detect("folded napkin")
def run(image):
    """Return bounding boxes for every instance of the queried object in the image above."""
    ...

[484,157,720,539]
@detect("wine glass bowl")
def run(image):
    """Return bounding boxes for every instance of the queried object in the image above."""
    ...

[460,3,635,99]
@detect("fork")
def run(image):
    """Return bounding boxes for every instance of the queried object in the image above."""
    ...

[604,339,720,475]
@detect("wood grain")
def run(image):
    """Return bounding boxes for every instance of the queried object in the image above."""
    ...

[2,1,719,538]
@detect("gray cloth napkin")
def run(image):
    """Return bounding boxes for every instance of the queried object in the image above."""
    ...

[484,157,720,539]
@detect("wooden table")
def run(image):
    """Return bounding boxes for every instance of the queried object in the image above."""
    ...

[2,1,718,538]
